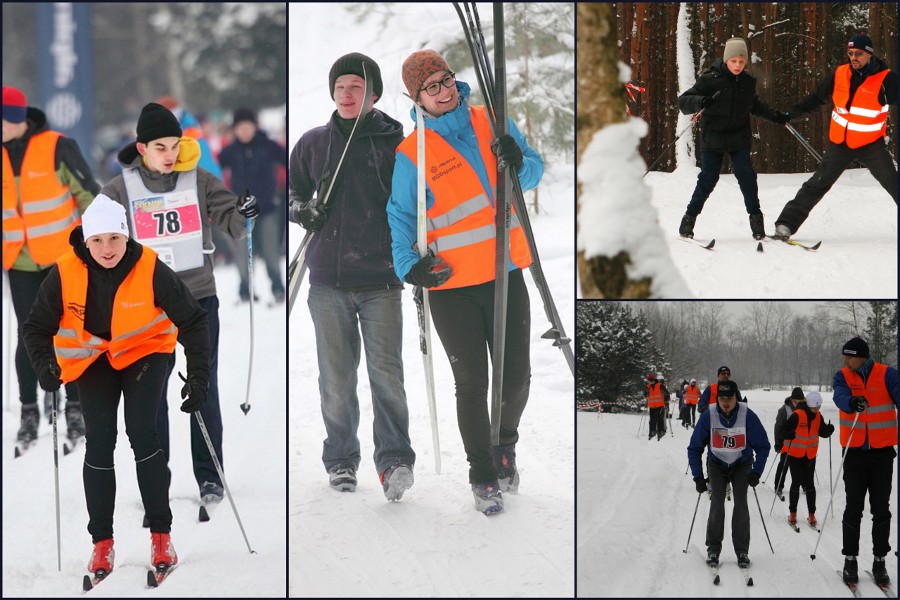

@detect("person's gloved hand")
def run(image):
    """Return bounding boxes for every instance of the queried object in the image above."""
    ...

[179,372,208,413]
[405,249,452,288]
[37,360,62,392]
[491,134,524,171]
[236,191,260,219]
[290,199,328,232]
[774,443,783,453]
[772,111,791,125]
[748,472,760,488]
[820,421,835,438]
[700,90,722,109]
[694,477,708,494]
[850,396,868,413]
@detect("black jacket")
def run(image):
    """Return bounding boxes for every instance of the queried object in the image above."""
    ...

[218,130,287,214]
[23,227,211,385]
[773,398,795,450]
[679,60,781,152]
[790,55,897,116]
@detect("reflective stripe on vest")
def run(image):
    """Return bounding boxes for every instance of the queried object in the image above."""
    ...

[396,105,532,290]
[2,131,81,269]
[829,65,890,149]
[839,362,898,448]
[788,409,821,459]
[685,385,700,405]
[647,382,664,408]
[53,247,178,382]
[709,402,748,465]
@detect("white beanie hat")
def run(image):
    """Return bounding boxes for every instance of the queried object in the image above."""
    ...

[723,37,748,62]
[805,391,823,408]
[82,194,130,240]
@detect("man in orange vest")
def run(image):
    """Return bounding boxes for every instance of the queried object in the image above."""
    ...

[698,366,745,413]
[684,378,701,427]
[774,33,897,239]
[2,85,99,448]
[832,336,898,586]
[645,373,668,441]
[387,49,544,514]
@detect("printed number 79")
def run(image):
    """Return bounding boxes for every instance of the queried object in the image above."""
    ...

[153,211,182,236]
[722,436,736,448]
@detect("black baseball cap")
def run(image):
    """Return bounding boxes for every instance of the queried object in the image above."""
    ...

[717,366,731,375]
[717,380,738,397]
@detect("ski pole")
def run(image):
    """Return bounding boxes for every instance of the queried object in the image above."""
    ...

[682,491,703,554]
[828,426,833,520]
[240,214,255,416]
[762,451,777,484]
[51,389,62,571]
[3,274,10,411]
[684,461,690,476]
[643,107,707,177]
[636,411,645,438]
[784,123,823,163]
[769,440,793,515]
[194,412,256,554]
[752,486,775,554]
[811,412,860,560]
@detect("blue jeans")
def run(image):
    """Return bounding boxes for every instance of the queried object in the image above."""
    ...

[307,285,415,475]
[686,149,761,216]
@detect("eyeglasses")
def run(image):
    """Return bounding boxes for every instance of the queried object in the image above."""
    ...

[420,73,456,97]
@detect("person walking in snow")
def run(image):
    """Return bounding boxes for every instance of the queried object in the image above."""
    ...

[688,379,770,570]
[386,49,544,514]
[779,391,835,527]
[645,373,668,440]
[218,107,288,304]
[773,34,898,240]
[832,336,898,586]
[100,102,258,508]
[2,85,95,447]
[772,386,804,497]
[684,378,700,427]
[698,366,745,413]
[22,194,210,577]
[676,37,789,241]
[290,52,416,501]
[676,380,689,429]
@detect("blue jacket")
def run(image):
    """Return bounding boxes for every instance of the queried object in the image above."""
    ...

[386,81,544,282]
[832,357,899,450]
[698,382,744,413]
[180,110,223,179]
[688,401,770,479]
[219,130,286,214]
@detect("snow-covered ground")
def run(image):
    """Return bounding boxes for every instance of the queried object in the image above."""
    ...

[577,389,898,597]
[1,266,287,597]
[289,4,574,596]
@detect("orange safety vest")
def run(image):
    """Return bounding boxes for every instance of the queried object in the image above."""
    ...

[829,64,890,149]
[839,362,898,448]
[53,247,177,383]
[2,131,81,270]
[647,382,664,408]
[396,105,532,290]
[685,384,700,405]
[788,409,821,459]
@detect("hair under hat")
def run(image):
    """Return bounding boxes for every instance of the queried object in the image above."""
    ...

[805,391,823,408]
[82,194,130,240]
[842,336,870,358]
[790,387,805,401]
[723,37,748,63]
[328,52,383,103]
[2,86,27,124]
[848,33,874,55]
[136,102,183,144]
[402,49,453,100]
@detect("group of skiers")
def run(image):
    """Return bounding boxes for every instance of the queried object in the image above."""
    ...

[685,337,897,588]
[4,86,274,579]
[290,50,541,515]
[676,32,897,241]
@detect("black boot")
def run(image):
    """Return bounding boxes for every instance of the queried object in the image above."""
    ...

[873,556,889,585]
[65,401,85,440]
[749,212,765,240]
[843,556,858,584]
[17,404,39,443]
[679,214,696,238]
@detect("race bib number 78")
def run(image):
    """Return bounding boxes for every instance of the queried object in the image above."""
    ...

[131,194,202,242]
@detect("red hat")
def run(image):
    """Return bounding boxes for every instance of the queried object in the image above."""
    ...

[2,86,27,124]
[647,373,657,380]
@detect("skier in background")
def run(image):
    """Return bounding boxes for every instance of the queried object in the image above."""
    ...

[771,386,804,497]
[676,36,789,241]
[698,366,745,413]
[290,52,416,501]
[645,373,668,441]
[387,49,543,514]
[684,378,700,427]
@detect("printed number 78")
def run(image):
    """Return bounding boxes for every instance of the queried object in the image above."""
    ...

[153,211,182,236]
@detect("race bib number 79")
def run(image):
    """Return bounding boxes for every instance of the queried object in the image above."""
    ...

[712,428,746,449]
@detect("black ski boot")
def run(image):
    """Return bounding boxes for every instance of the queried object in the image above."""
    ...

[679,214,696,238]
[706,549,719,567]
[749,213,765,240]
[17,404,40,443]
[738,553,751,568]
[873,556,889,585]
[65,401,86,440]
[843,555,858,584]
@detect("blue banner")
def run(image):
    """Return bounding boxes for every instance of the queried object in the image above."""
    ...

[35,3,93,158]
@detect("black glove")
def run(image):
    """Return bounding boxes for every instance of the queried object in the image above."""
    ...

[783,429,796,441]
[694,477,708,494]
[404,249,452,288]
[748,472,760,488]
[820,421,835,438]
[700,90,722,109]
[491,134,524,171]
[772,111,791,125]
[37,360,62,392]
[290,199,328,232]
[774,443,783,453]
[179,372,208,413]
[236,191,260,219]
[850,395,868,413]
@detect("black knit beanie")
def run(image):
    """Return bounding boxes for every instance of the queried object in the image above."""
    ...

[790,387,804,400]
[232,107,257,126]
[328,52,382,102]
[848,33,874,55]
[842,337,870,358]
[136,102,182,143]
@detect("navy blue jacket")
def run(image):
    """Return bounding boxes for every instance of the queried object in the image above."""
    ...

[289,109,404,289]
[688,401,770,479]
[219,130,286,215]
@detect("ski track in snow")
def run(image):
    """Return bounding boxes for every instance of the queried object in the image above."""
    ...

[578,391,898,598]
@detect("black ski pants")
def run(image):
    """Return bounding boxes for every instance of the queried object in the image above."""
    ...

[706,459,752,556]
[8,268,79,406]
[775,139,898,234]
[648,406,666,438]
[787,455,817,514]
[429,269,531,485]
[841,447,895,557]
[78,353,172,542]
